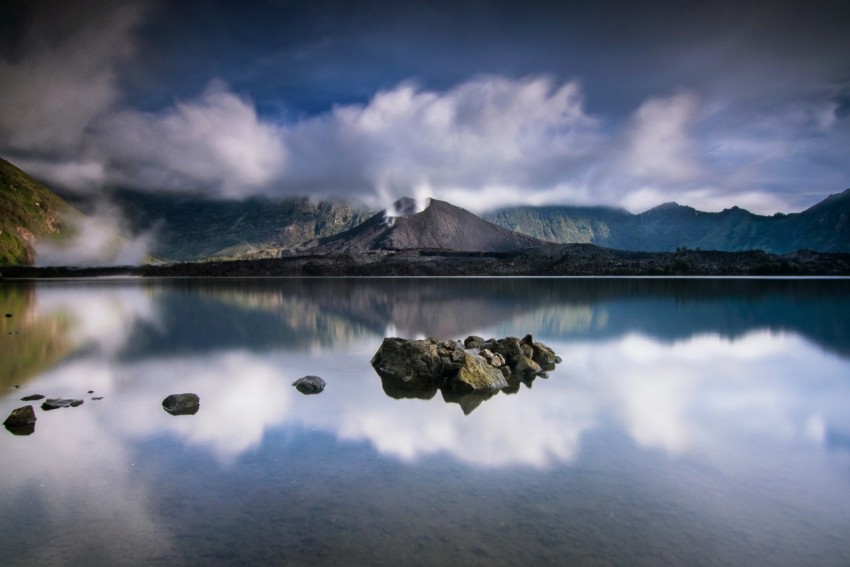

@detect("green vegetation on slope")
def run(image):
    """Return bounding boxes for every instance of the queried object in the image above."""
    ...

[0,157,75,265]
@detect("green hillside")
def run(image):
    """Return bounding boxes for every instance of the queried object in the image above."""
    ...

[0,157,75,265]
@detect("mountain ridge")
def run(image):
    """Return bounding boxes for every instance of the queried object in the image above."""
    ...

[484,189,850,253]
[301,198,547,255]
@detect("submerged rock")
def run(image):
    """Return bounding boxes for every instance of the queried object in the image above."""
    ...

[41,398,84,411]
[162,393,200,416]
[20,394,45,401]
[292,375,326,395]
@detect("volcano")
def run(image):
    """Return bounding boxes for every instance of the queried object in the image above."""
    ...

[300,197,546,255]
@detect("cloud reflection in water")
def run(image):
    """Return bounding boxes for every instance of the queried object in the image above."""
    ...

[8,281,849,473]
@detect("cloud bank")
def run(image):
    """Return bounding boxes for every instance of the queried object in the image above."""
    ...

[1,1,848,214]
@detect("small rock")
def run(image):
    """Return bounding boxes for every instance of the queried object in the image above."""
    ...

[292,375,326,395]
[87,390,94,394]
[4,313,12,318]
[21,394,45,401]
[13,384,20,389]
[4,405,36,427]
[464,335,485,349]
[92,397,103,400]
[162,393,200,416]
[42,398,84,411]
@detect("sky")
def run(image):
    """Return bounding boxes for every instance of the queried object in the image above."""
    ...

[1,0,849,214]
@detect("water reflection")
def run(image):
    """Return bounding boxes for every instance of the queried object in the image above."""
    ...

[1,278,848,469]
[2,278,850,564]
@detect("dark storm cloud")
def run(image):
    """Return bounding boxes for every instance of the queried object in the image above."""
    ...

[1,0,849,213]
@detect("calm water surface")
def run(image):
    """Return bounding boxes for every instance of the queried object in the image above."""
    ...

[1,278,850,566]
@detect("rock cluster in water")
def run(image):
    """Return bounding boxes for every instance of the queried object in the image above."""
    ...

[3,391,103,435]
[371,334,561,414]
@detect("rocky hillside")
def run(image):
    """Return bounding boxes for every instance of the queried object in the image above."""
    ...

[485,189,850,254]
[0,157,76,266]
[72,189,375,262]
[301,197,546,256]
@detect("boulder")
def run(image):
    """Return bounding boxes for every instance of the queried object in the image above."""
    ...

[479,349,505,368]
[4,405,36,427]
[455,353,509,392]
[527,337,559,371]
[464,335,485,349]
[162,393,200,416]
[292,375,326,395]
[437,340,466,375]
[371,338,446,390]
[487,337,525,367]
[514,356,543,376]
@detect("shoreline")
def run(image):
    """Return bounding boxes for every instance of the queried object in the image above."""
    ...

[3,245,850,278]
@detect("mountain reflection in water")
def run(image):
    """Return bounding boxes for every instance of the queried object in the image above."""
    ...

[1,278,850,565]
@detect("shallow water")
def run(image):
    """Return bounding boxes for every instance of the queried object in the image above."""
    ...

[2,277,850,566]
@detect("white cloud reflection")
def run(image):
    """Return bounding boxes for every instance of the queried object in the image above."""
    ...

[8,283,850,473]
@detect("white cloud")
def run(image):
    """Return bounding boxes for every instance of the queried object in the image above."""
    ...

[99,81,287,197]
[282,76,600,210]
[623,91,703,184]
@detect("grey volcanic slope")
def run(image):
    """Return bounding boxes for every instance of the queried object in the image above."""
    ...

[303,198,547,255]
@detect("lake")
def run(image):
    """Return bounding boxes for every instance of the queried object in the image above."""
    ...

[2,277,850,566]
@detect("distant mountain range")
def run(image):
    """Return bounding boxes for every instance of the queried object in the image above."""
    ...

[1,156,848,266]
[99,187,850,260]
[62,188,374,262]
[484,191,850,254]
